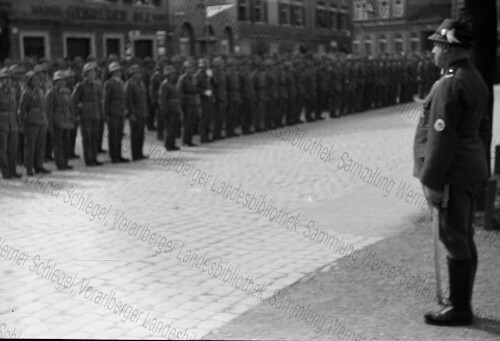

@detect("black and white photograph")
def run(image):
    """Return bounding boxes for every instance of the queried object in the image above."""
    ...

[0,0,500,340]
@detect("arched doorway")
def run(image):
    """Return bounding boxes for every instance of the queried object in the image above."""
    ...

[179,22,195,57]
[394,33,404,54]
[378,34,387,55]
[221,26,234,55]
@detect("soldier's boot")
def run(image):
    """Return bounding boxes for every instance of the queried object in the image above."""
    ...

[424,258,473,326]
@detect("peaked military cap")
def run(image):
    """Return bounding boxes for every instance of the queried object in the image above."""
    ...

[428,18,475,48]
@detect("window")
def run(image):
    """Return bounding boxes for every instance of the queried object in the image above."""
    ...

[20,32,50,60]
[392,0,404,17]
[353,40,361,54]
[238,0,248,21]
[279,3,290,25]
[394,33,404,53]
[379,0,390,18]
[378,35,387,54]
[292,0,305,27]
[254,0,267,23]
[410,32,420,51]
[63,32,95,60]
[364,35,372,55]
[23,37,45,59]
[330,6,338,29]
[316,1,327,28]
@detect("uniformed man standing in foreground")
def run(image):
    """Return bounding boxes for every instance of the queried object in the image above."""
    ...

[415,19,488,326]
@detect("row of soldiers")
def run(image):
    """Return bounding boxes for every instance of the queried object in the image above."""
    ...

[0,52,438,179]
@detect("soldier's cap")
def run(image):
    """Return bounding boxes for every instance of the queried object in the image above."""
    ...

[0,67,11,79]
[83,62,97,74]
[108,61,123,73]
[9,64,23,74]
[198,58,209,67]
[165,65,176,75]
[428,18,475,48]
[128,64,143,74]
[33,64,46,74]
[183,59,196,68]
[212,56,224,66]
[171,54,185,64]
[25,71,38,83]
[64,69,75,78]
[53,70,68,82]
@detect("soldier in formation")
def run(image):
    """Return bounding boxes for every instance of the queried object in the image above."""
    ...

[0,51,435,180]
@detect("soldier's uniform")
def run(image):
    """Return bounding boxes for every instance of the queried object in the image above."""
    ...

[0,68,20,178]
[211,57,227,140]
[416,19,488,327]
[276,62,288,127]
[195,59,214,143]
[225,59,241,137]
[266,61,278,130]
[239,60,256,134]
[159,66,181,151]
[284,62,296,125]
[294,62,305,123]
[103,62,128,163]
[71,62,103,166]
[19,71,49,175]
[149,66,164,140]
[178,60,201,146]
[125,64,149,159]
[253,61,268,132]
[45,71,74,170]
[304,63,317,122]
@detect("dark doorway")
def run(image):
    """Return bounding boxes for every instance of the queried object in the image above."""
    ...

[67,38,91,60]
[23,37,45,59]
[106,38,121,57]
[134,39,153,59]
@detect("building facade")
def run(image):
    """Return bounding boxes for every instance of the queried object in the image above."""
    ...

[168,0,353,57]
[0,0,169,62]
[352,0,452,56]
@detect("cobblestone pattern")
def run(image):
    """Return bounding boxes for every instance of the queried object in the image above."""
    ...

[0,104,426,339]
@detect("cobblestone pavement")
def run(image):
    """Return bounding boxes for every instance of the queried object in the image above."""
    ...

[0,100,455,339]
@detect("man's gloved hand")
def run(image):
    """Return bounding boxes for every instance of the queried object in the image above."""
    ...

[423,185,443,208]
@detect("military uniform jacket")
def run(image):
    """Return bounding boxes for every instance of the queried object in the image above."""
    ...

[413,79,440,178]
[266,72,278,101]
[149,72,163,106]
[239,72,256,102]
[178,73,201,107]
[159,80,182,116]
[303,69,317,98]
[19,86,47,127]
[71,79,102,121]
[278,70,288,100]
[125,78,148,118]
[45,86,74,130]
[195,69,215,104]
[103,77,126,118]
[0,84,19,129]
[253,71,268,102]
[212,70,227,104]
[419,59,488,190]
[226,72,241,103]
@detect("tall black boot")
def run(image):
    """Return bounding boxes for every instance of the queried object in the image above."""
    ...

[424,258,473,326]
